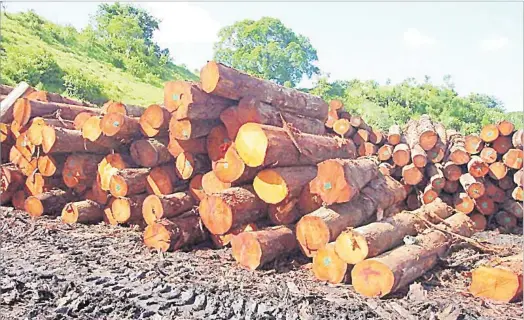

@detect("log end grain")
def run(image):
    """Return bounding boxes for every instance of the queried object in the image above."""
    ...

[312,243,349,284]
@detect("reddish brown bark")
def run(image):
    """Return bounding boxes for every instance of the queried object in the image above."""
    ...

[139,104,171,137]
[253,166,317,204]
[61,200,105,224]
[24,189,77,218]
[163,80,234,114]
[130,137,173,167]
[169,117,221,140]
[109,168,150,197]
[142,192,196,225]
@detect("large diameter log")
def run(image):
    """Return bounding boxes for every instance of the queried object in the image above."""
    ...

[111,193,148,225]
[387,125,401,145]
[101,100,145,117]
[139,104,170,137]
[312,242,351,284]
[233,96,325,135]
[351,213,474,298]
[163,80,234,114]
[174,84,234,120]
[231,225,298,271]
[392,143,410,167]
[454,192,475,214]
[61,200,105,224]
[201,171,231,194]
[253,166,317,204]
[469,254,523,303]
[480,124,499,143]
[488,162,508,180]
[169,117,221,140]
[416,114,438,150]
[175,152,211,180]
[465,134,484,155]
[142,192,195,225]
[460,173,485,199]
[143,211,208,252]
[130,137,172,167]
[42,127,117,154]
[62,154,104,188]
[334,199,452,265]
[474,196,497,216]
[309,158,379,205]
[479,147,497,164]
[446,130,470,165]
[100,112,141,141]
[167,137,207,158]
[492,135,512,155]
[296,175,407,257]
[235,123,356,168]
[332,119,356,138]
[109,168,150,197]
[24,189,77,218]
[411,144,428,168]
[503,149,523,170]
[200,61,328,121]
[11,98,102,126]
[199,186,268,235]
[512,129,523,148]
[402,164,424,185]
[468,156,489,178]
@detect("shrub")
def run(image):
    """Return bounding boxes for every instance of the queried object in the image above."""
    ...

[1,46,64,91]
[62,69,106,103]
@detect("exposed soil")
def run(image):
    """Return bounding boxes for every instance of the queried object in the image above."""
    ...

[0,207,522,320]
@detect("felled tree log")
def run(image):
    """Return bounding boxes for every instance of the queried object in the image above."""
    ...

[465,134,484,155]
[392,143,411,167]
[446,130,470,165]
[167,136,207,158]
[200,61,328,121]
[377,144,393,161]
[488,162,508,180]
[41,127,118,154]
[97,153,136,191]
[61,200,105,224]
[74,112,96,130]
[492,135,512,155]
[296,175,407,257]
[442,161,462,181]
[460,173,485,199]
[109,168,150,197]
[474,196,497,216]
[351,213,474,297]
[512,129,523,148]
[26,117,74,145]
[334,198,453,265]
[130,137,172,167]
[470,213,487,231]
[253,166,317,204]
[425,163,445,190]
[235,123,356,168]
[11,98,102,128]
[480,147,497,164]
[210,223,259,248]
[24,173,64,196]
[169,117,221,140]
[480,124,499,143]
[297,183,323,216]
[143,211,208,252]
[312,242,351,284]
[175,152,211,180]
[142,192,195,225]
[111,193,148,225]
[503,149,523,170]
[1,163,24,193]
[62,154,104,188]
[212,143,259,184]
[100,112,141,141]
[332,119,356,138]
[468,156,489,178]
[469,254,523,303]
[201,171,231,194]
[24,189,77,218]
[101,100,145,117]
[387,125,401,146]
[454,192,475,214]
[163,80,234,114]
[139,104,171,137]
[37,154,65,177]
[268,197,303,225]
[309,157,379,205]
[199,186,268,235]
[226,96,326,136]
[416,115,438,150]
[189,174,205,202]
[503,199,523,219]
[206,124,232,162]
[402,164,424,185]
[146,163,181,196]
[231,225,298,270]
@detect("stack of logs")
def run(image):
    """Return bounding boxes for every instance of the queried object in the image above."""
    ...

[0,61,522,303]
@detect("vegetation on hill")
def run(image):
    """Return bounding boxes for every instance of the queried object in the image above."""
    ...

[0,6,197,106]
[1,4,521,134]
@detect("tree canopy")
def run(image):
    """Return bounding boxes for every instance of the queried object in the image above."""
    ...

[213,17,320,87]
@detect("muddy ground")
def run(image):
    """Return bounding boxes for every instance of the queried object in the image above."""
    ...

[0,207,522,320]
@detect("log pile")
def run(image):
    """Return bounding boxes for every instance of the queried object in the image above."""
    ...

[0,62,522,304]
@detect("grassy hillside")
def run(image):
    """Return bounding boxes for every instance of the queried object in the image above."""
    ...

[0,11,198,106]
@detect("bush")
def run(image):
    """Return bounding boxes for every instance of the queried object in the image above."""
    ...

[1,46,65,92]
[62,69,106,103]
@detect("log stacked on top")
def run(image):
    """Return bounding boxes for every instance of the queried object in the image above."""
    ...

[1,62,522,303]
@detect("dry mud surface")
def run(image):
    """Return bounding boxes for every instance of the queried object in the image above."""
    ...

[1,207,522,320]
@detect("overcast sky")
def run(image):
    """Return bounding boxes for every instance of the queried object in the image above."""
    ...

[5,1,523,112]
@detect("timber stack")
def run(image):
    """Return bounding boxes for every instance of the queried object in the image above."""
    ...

[0,61,522,303]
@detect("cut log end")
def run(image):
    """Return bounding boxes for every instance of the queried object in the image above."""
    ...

[253,169,288,204]
[230,232,263,271]
[235,123,268,167]
[143,223,172,252]
[189,174,205,202]
[200,61,220,93]
[82,116,103,141]
[312,243,349,284]
[351,259,394,297]
[296,216,330,257]
[335,231,369,265]
[213,145,245,183]
[24,196,44,217]
[109,174,128,198]
[198,195,233,235]
[100,112,126,137]
[469,266,522,303]
[470,213,487,231]
[480,124,499,143]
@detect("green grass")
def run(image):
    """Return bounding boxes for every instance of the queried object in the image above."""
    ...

[0,12,199,106]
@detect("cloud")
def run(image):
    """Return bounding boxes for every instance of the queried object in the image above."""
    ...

[142,2,222,44]
[480,36,509,52]
[403,28,436,49]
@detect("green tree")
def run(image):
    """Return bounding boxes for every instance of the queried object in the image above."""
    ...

[213,17,320,87]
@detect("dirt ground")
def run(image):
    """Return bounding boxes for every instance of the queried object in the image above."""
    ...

[0,207,522,320]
